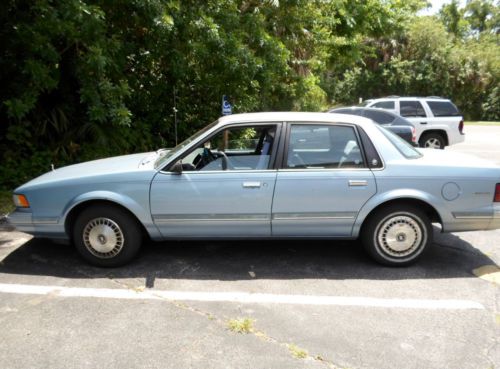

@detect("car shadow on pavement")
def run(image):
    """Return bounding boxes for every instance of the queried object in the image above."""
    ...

[0,226,497,282]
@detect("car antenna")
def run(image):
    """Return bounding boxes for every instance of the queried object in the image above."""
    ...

[173,87,178,146]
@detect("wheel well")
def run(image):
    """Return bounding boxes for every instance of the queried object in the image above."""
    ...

[361,198,442,232]
[64,200,149,241]
[420,129,448,146]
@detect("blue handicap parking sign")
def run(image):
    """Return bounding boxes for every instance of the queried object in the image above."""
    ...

[222,95,232,115]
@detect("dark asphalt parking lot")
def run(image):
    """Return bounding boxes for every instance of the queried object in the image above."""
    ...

[0,125,499,369]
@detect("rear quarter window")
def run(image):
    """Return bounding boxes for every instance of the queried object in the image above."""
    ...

[426,101,460,117]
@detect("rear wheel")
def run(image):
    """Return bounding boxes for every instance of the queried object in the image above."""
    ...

[73,204,142,267]
[361,204,432,266]
[420,132,445,149]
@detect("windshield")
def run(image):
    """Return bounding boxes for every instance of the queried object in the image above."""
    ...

[154,119,219,169]
[376,125,422,159]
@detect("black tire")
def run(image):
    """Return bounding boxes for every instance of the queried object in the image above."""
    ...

[419,132,445,149]
[361,204,432,266]
[73,204,143,267]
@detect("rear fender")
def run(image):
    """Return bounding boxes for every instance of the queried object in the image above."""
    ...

[351,189,448,237]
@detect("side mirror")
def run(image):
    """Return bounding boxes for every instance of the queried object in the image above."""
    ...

[170,160,183,175]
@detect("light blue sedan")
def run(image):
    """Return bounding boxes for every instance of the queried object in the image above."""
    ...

[8,112,500,267]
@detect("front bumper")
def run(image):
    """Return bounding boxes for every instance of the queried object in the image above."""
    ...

[6,209,36,234]
[7,209,68,240]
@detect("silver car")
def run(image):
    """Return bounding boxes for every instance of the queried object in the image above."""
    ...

[8,112,500,267]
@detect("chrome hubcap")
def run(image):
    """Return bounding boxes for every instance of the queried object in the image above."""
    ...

[425,138,441,149]
[83,218,124,259]
[377,215,423,257]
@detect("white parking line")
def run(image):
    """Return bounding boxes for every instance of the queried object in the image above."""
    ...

[0,283,484,310]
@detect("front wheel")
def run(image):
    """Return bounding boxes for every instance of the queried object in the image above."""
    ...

[73,204,143,267]
[361,205,432,266]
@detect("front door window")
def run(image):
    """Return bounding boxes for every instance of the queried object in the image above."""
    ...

[180,125,277,171]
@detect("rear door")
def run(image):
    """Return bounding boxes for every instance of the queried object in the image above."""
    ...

[271,122,377,237]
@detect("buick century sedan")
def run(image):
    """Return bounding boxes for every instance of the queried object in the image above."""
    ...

[8,112,500,267]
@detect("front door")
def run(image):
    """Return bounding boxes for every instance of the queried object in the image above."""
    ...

[272,123,376,236]
[150,123,280,238]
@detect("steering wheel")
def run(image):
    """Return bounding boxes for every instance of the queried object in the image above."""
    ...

[193,148,217,170]
[215,151,233,170]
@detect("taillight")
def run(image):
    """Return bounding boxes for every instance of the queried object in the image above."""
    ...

[495,183,500,202]
[411,127,417,143]
[459,120,464,134]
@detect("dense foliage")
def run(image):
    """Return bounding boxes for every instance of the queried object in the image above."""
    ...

[1,0,498,189]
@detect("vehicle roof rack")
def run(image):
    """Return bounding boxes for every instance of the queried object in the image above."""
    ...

[385,95,400,98]
[426,96,444,99]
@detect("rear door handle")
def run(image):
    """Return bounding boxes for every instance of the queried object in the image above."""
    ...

[420,121,427,125]
[349,180,367,187]
[243,181,261,189]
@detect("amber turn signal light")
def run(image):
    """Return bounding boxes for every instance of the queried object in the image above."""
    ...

[13,194,30,208]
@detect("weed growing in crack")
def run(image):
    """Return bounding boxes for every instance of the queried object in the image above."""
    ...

[287,344,308,359]
[227,317,255,334]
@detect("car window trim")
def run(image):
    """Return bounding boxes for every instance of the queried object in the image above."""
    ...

[356,126,385,170]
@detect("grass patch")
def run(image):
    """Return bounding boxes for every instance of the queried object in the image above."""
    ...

[227,317,254,334]
[287,343,308,359]
[465,121,500,126]
[0,190,14,215]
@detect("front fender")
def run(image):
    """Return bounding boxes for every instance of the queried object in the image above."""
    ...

[351,189,448,238]
[61,190,162,240]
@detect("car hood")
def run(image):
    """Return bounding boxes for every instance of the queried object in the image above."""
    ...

[17,151,160,190]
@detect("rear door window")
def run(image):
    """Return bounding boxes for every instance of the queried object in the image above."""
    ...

[286,124,365,169]
[400,101,426,117]
[363,110,395,124]
[426,101,460,117]
[332,108,363,116]
[371,101,395,110]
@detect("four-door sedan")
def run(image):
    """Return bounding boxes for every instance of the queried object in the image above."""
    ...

[8,112,500,267]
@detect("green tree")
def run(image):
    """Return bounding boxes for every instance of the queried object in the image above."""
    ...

[0,0,464,187]
[465,0,499,34]
[440,0,469,38]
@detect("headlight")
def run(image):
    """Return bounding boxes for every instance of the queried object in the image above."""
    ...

[13,194,30,208]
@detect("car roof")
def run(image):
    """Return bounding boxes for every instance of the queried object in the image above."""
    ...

[368,96,452,102]
[217,112,375,128]
[330,106,400,117]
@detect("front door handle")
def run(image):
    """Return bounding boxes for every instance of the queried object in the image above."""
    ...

[349,180,367,187]
[243,181,261,189]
